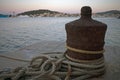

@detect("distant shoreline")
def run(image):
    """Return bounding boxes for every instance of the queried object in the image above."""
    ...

[1,9,120,18]
[0,16,119,18]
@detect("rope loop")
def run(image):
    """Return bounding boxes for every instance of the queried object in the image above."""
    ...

[0,52,105,80]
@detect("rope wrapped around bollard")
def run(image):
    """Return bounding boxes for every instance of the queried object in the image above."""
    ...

[0,52,105,80]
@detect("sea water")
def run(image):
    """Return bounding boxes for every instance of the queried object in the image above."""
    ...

[0,17,120,53]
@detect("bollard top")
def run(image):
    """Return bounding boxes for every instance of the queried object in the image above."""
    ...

[81,6,92,15]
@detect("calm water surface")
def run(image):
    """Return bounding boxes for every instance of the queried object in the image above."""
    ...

[0,17,120,53]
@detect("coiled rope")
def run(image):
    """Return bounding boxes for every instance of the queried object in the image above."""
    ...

[0,52,105,80]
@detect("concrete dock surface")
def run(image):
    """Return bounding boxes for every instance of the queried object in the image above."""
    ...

[0,41,120,80]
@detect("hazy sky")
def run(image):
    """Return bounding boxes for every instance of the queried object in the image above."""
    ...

[0,0,120,14]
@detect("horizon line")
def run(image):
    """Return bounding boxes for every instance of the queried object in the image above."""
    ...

[1,9,120,15]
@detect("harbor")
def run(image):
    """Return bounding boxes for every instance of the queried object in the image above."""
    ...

[0,4,120,80]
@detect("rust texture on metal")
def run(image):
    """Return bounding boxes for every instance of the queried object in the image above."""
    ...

[65,6,107,61]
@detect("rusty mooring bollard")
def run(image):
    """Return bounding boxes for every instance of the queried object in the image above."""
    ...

[65,6,107,62]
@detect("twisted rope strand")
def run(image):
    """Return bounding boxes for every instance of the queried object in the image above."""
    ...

[0,52,105,80]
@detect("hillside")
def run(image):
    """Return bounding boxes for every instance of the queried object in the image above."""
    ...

[95,10,120,18]
[17,9,78,17]
[17,9,120,18]
[18,9,59,15]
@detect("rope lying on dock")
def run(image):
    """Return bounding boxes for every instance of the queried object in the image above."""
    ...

[0,52,105,80]
[0,54,30,62]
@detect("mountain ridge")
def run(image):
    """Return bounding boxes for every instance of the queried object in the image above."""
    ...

[1,9,120,18]
[17,9,120,17]
[95,10,120,17]
[17,9,77,17]
[96,10,120,14]
[18,9,60,15]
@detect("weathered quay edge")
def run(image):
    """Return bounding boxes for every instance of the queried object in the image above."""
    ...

[0,41,120,80]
